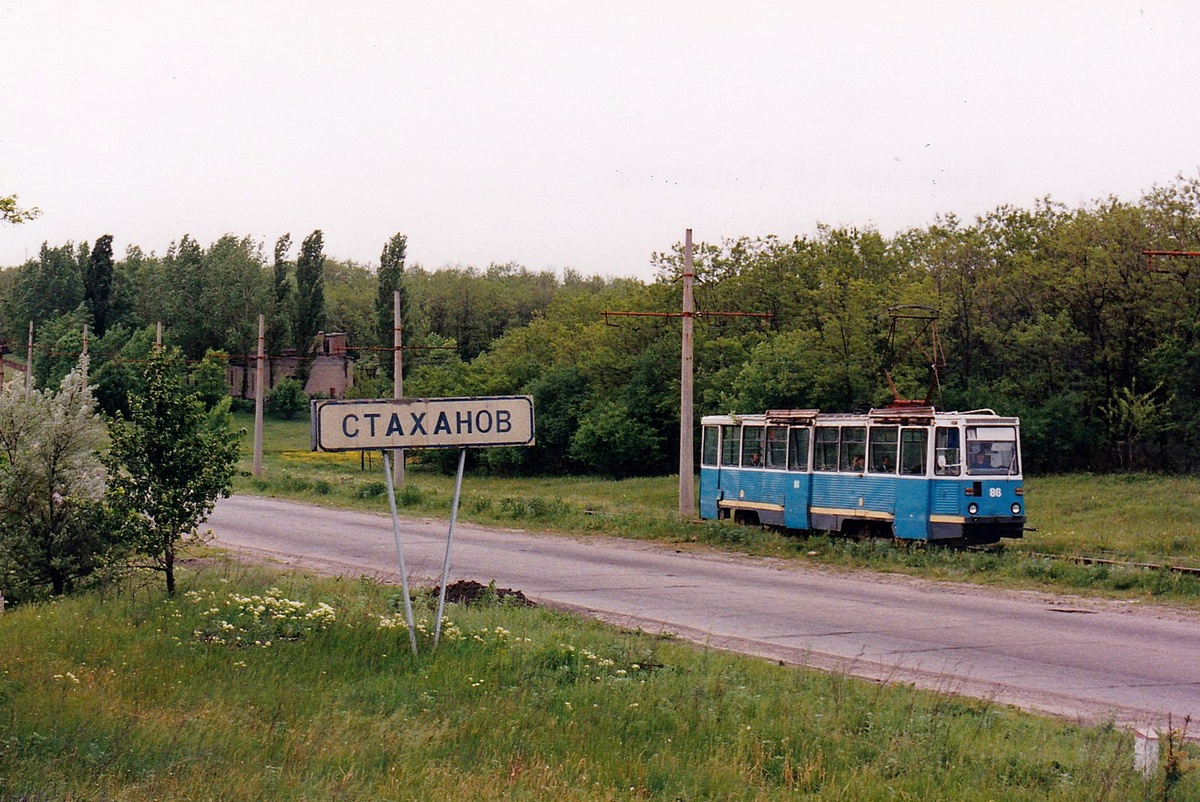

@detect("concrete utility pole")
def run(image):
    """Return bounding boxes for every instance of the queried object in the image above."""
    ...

[254,314,265,477]
[679,229,696,517]
[602,229,772,519]
[393,290,405,487]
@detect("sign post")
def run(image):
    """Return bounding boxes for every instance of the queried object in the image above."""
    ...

[382,450,419,655]
[434,448,467,647]
[313,396,535,653]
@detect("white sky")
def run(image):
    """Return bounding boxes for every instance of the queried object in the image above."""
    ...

[2,1,1197,280]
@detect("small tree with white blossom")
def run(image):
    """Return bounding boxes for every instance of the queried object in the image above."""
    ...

[0,360,109,600]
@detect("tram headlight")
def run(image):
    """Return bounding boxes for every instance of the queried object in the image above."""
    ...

[967,502,979,516]
[1011,502,1022,516]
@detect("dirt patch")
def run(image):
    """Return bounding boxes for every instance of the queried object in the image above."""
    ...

[435,579,535,607]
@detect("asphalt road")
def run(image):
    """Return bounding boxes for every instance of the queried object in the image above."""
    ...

[206,495,1200,734]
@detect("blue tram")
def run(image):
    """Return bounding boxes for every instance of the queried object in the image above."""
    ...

[699,407,1025,544]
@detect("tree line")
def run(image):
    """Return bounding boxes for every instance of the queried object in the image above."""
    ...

[3,174,1200,477]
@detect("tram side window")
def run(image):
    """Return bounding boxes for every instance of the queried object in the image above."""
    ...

[868,426,898,473]
[788,427,810,471]
[934,427,960,476]
[814,427,839,471]
[721,425,740,466]
[765,426,788,468]
[840,427,866,472]
[701,426,719,467]
[741,426,765,468]
[900,428,928,475]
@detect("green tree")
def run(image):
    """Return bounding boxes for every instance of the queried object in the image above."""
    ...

[91,324,160,417]
[569,400,664,479]
[731,329,824,412]
[1,242,86,331]
[163,235,207,359]
[376,233,408,377]
[199,235,271,357]
[191,349,230,410]
[84,234,115,337]
[0,194,40,225]
[104,348,240,596]
[477,366,591,475]
[294,230,326,382]
[267,377,307,420]
[33,307,90,389]
[0,360,109,600]
[110,244,169,332]
[324,258,376,351]
[410,263,559,360]
[267,234,293,356]
[1103,381,1172,471]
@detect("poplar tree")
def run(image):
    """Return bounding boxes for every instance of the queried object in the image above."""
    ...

[375,232,408,378]
[293,230,326,383]
[84,234,114,337]
[268,233,293,356]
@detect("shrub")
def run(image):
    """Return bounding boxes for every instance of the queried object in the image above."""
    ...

[268,378,307,420]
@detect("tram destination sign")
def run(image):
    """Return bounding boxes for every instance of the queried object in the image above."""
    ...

[312,396,535,452]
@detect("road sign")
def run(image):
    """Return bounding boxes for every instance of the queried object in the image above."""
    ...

[312,396,535,451]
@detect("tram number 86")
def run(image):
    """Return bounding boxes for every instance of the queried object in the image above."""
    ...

[988,487,1003,498]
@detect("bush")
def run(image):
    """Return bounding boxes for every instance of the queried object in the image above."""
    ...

[357,481,387,499]
[268,378,307,420]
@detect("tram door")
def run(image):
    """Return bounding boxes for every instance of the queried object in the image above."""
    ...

[699,425,723,519]
[783,426,812,530]
[892,428,931,540]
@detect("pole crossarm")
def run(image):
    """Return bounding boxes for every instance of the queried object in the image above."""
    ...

[1142,249,1200,273]
[602,310,774,323]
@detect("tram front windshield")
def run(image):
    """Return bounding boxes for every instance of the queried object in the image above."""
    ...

[965,426,1019,475]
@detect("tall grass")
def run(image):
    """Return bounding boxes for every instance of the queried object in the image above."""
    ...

[2,560,1188,801]
[231,411,1200,602]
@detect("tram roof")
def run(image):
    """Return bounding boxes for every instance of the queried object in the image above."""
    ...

[700,408,1020,427]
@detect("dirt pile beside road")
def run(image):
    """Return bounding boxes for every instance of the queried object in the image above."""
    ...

[436,579,535,607]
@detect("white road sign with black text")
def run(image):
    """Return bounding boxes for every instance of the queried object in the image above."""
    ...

[313,396,535,451]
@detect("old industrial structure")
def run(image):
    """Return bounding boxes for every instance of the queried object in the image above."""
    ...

[226,332,355,400]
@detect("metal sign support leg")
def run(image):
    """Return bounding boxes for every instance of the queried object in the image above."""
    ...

[382,451,418,655]
[434,448,467,647]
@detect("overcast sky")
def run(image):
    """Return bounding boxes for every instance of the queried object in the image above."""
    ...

[2,1,1197,280]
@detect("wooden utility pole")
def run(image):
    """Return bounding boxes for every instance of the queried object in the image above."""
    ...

[393,290,405,487]
[603,229,772,519]
[25,321,32,395]
[254,314,265,477]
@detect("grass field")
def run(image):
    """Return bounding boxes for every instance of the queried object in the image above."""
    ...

[2,558,1193,801]
[231,411,1200,604]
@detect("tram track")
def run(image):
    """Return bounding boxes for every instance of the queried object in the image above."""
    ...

[999,549,1200,576]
